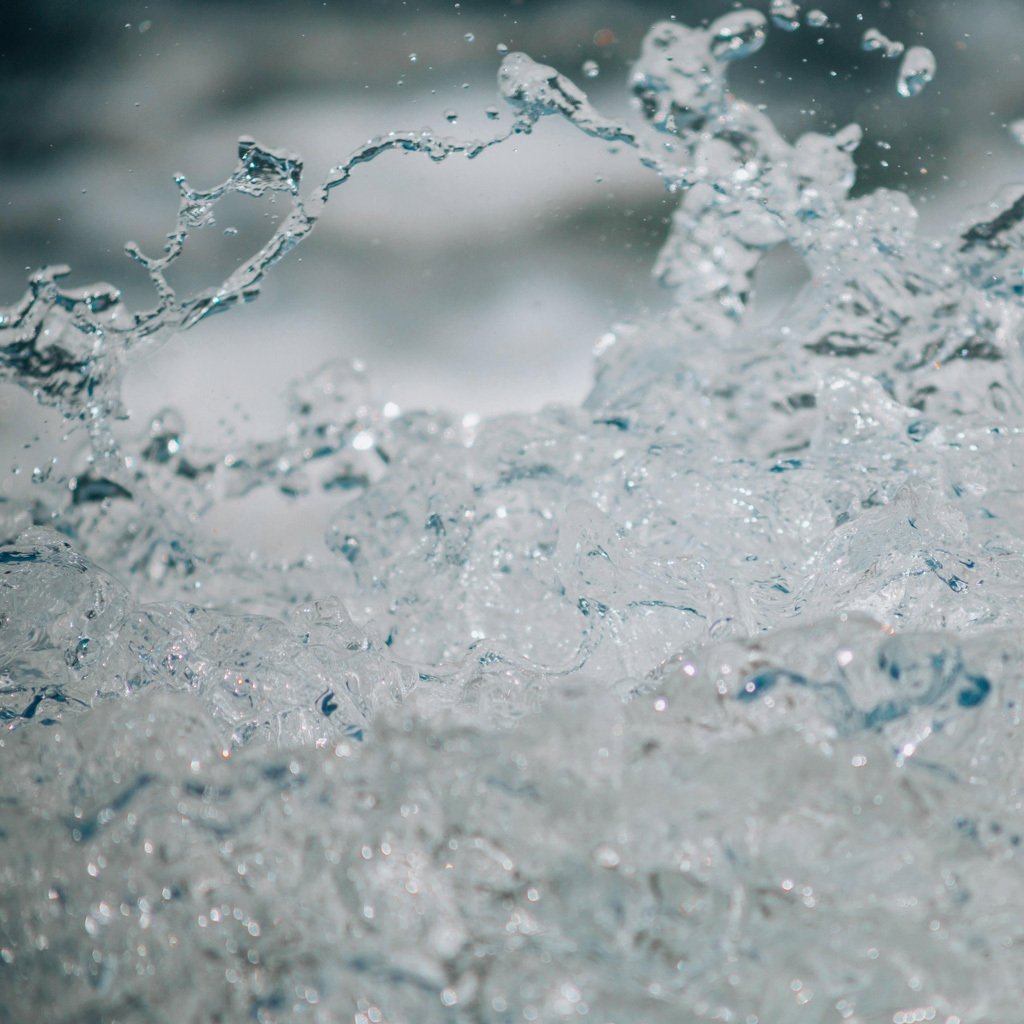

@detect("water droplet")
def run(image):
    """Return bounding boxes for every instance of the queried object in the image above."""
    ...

[408,52,417,63]
[897,45,936,98]
[805,8,829,28]
[709,10,768,61]
[582,60,600,79]
[770,0,801,32]
[444,109,458,124]
[496,42,508,54]
[1010,119,1024,147]
[485,105,500,121]
[464,32,475,43]
[594,845,621,869]
[223,226,238,237]
[861,27,904,58]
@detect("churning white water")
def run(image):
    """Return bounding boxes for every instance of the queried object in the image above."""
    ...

[2,7,1023,1023]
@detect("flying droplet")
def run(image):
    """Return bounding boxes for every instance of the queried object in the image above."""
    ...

[409,52,418,63]
[708,10,768,61]
[582,60,600,79]
[496,42,508,54]
[1009,119,1024,147]
[897,46,936,98]
[805,8,829,28]
[444,109,458,124]
[770,0,801,32]
[464,32,475,43]
[485,105,500,121]
[861,27,904,58]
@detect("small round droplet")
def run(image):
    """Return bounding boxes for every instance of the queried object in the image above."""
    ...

[594,845,621,869]
[897,45,936,98]
[582,59,600,79]
[485,105,500,121]
[409,52,417,63]
[805,8,829,28]
[224,226,238,237]
[464,32,475,43]
[496,42,508,54]
[444,109,458,124]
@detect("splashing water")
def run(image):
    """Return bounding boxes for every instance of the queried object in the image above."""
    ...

[2,7,1022,1024]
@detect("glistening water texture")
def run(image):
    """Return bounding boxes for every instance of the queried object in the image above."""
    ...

[1,8,1022,1023]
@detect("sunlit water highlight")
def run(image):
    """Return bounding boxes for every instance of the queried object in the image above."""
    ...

[2,8,1023,1024]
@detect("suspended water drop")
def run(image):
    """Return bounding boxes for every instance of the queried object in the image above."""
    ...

[862,27,904,58]
[770,0,801,32]
[708,9,768,61]
[897,45,937,98]
[485,105,500,121]
[444,109,458,124]
[496,42,508,54]
[805,8,829,28]
[409,52,418,63]
[582,59,600,79]
[1009,119,1024,147]
[464,32,475,43]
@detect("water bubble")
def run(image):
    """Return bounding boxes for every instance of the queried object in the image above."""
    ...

[485,105,500,121]
[582,60,600,79]
[770,0,801,32]
[897,45,937,98]
[708,10,768,61]
[496,42,508,54]
[464,32,475,43]
[805,8,829,28]
[409,52,417,63]
[444,109,458,124]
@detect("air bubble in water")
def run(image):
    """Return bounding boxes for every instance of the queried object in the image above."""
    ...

[582,59,600,79]
[769,0,801,32]
[897,45,937,97]
[708,9,768,61]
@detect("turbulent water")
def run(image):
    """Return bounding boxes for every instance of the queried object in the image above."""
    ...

[2,7,1024,1023]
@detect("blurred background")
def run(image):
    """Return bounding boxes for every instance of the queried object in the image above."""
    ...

[1,0,1023,447]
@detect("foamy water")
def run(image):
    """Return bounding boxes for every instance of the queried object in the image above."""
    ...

[2,8,1023,1023]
